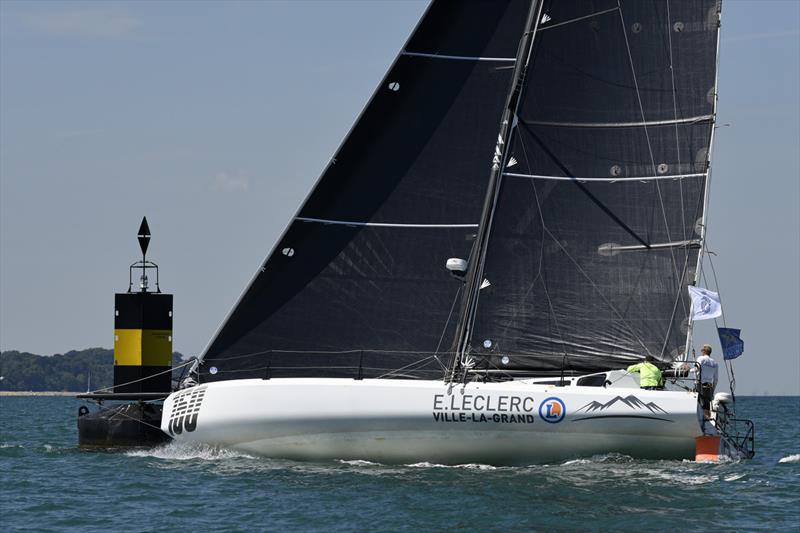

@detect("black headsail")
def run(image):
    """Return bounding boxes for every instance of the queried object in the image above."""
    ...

[198,1,532,381]
[465,0,722,376]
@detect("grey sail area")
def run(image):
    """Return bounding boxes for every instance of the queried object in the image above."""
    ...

[200,0,530,381]
[470,0,720,375]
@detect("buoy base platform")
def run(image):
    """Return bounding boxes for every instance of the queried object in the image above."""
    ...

[695,435,721,462]
[78,402,171,447]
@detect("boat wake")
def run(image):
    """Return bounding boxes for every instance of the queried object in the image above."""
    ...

[125,441,255,461]
[778,454,800,464]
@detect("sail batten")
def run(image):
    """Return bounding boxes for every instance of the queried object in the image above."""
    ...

[401,51,516,62]
[504,172,706,182]
[522,115,713,129]
[296,217,479,229]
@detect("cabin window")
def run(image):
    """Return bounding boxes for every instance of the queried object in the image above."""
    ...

[576,374,608,387]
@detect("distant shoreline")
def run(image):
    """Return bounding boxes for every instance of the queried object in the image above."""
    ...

[0,391,80,396]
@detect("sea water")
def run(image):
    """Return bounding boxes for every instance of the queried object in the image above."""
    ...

[1,396,798,531]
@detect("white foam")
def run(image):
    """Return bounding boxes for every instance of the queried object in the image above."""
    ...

[125,442,254,461]
[778,454,800,464]
[558,453,633,466]
[646,469,717,485]
[337,459,382,466]
[724,473,746,482]
[562,459,591,466]
[405,462,497,470]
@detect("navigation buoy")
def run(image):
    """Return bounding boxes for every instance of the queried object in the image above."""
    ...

[77,217,173,447]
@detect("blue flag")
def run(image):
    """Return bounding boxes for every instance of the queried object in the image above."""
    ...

[717,328,744,360]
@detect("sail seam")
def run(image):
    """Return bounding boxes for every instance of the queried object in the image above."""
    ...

[521,115,713,129]
[503,171,706,182]
[295,217,478,228]
[537,7,620,32]
[401,51,515,62]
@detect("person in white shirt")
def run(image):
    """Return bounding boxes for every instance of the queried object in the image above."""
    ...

[696,344,719,421]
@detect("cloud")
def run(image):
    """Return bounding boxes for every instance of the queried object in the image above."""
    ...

[21,7,140,39]
[212,173,249,193]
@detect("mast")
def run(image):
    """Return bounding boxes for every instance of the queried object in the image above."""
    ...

[684,0,723,361]
[450,0,545,381]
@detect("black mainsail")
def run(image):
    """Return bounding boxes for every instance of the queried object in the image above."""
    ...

[200,1,531,381]
[197,0,722,383]
[466,0,721,375]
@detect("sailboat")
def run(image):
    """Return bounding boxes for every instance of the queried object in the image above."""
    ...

[162,0,753,464]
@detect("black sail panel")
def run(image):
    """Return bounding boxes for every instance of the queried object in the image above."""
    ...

[470,0,720,374]
[201,0,531,381]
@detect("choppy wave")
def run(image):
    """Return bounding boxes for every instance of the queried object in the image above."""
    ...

[405,462,497,470]
[125,442,254,461]
[724,473,747,482]
[778,454,800,464]
[559,453,634,466]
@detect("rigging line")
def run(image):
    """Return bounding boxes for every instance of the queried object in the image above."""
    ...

[665,0,687,244]
[617,2,681,283]
[686,1,723,360]
[451,0,546,381]
[87,359,195,394]
[375,356,439,380]
[520,122,651,249]
[519,134,571,364]
[434,285,462,356]
[109,407,165,432]
[658,249,693,359]
[504,171,706,182]
[706,244,727,327]
[400,51,516,62]
[682,167,712,352]
[700,265,733,395]
[295,217,478,229]
[537,6,619,32]
[543,222,653,356]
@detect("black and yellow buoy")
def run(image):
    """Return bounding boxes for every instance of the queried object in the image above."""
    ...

[77,217,173,447]
[113,217,173,394]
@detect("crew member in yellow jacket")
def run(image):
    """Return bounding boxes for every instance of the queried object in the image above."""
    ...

[626,355,663,390]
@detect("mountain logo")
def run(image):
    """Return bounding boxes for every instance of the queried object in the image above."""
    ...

[576,395,667,414]
[539,397,566,423]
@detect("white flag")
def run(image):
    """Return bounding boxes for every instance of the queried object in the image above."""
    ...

[688,286,722,321]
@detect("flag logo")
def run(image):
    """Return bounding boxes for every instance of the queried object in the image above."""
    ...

[688,286,722,321]
[718,327,744,360]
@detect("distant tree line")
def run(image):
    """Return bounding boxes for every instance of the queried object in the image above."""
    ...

[0,348,188,392]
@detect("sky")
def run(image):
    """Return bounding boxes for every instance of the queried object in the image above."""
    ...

[1,1,798,395]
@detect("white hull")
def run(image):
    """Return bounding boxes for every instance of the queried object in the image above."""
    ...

[162,378,702,465]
